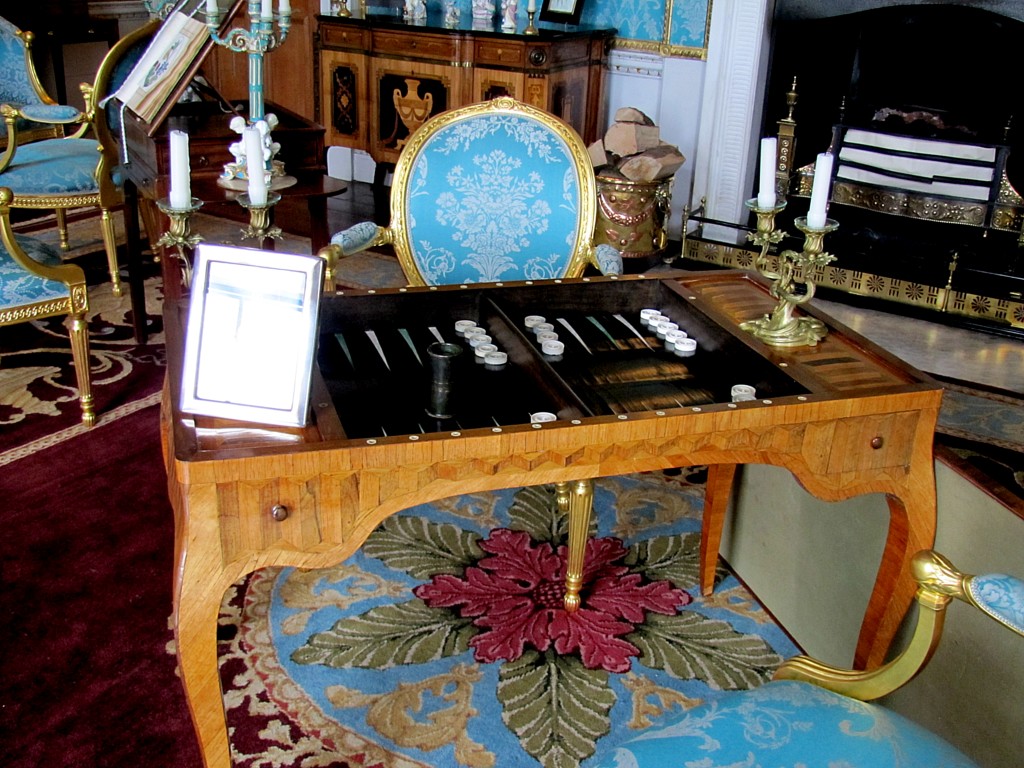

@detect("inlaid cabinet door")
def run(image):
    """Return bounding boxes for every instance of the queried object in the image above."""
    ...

[320,48,370,152]
[472,68,528,105]
[370,59,464,165]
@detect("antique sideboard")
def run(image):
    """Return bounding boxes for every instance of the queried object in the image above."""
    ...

[315,9,615,165]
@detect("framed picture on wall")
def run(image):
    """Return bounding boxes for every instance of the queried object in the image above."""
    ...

[539,0,586,26]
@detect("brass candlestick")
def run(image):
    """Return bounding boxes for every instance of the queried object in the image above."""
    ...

[740,198,838,347]
[156,198,204,289]
[237,191,283,243]
[524,9,539,34]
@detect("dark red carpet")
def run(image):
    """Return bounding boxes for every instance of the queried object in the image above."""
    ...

[1,405,203,768]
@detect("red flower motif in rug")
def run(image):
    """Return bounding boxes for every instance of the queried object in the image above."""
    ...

[413,528,690,673]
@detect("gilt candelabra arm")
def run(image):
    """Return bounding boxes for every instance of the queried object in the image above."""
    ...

[741,214,838,347]
[156,198,204,289]
[744,197,788,280]
[204,1,292,122]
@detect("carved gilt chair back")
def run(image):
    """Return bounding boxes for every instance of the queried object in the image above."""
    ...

[323,97,622,287]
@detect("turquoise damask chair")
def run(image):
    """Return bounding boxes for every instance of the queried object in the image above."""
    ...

[0,17,84,150]
[0,186,93,426]
[0,19,156,299]
[597,549,1024,768]
[320,97,623,287]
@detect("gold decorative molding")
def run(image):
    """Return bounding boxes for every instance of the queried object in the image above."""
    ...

[610,37,706,61]
[0,297,72,324]
[683,238,1024,331]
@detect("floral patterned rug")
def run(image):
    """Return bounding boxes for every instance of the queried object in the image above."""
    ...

[218,472,799,768]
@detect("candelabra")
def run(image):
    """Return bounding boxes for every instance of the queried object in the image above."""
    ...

[156,198,204,288]
[740,198,838,347]
[204,0,291,123]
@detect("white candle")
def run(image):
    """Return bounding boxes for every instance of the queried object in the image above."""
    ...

[244,127,268,206]
[279,0,291,13]
[168,130,191,210]
[806,151,834,229]
[528,0,536,12]
[261,0,273,19]
[205,0,218,16]
[757,137,777,209]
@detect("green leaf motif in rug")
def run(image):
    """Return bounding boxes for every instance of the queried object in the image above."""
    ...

[498,649,615,768]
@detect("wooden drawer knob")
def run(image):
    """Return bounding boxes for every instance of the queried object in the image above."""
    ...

[871,436,884,449]
[271,504,289,521]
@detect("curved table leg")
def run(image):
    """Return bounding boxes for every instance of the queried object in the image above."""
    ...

[854,492,935,670]
[557,479,594,612]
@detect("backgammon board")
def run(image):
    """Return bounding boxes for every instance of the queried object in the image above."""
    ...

[162,269,942,768]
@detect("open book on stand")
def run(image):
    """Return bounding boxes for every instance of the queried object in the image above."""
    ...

[112,11,210,124]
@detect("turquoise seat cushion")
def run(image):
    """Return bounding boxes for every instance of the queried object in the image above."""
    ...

[1,138,101,195]
[19,104,83,124]
[0,234,69,310]
[595,680,978,768]
[403,113,584,284]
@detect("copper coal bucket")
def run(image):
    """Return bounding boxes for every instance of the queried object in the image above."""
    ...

[594,175,673,259]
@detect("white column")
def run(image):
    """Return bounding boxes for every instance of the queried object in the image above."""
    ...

[690,0,773,244]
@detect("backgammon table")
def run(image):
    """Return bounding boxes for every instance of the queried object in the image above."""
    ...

[161,269,942,767]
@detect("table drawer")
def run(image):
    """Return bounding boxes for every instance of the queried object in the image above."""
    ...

[373,30,458,60]
[320,23,370,50]
[475,39,525,67]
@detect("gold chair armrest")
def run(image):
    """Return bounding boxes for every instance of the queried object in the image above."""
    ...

[773,550,1023,700]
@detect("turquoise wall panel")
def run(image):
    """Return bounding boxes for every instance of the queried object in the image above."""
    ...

[580,0,708,55]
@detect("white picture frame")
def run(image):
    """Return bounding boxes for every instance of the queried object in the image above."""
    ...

[180,243,324,427]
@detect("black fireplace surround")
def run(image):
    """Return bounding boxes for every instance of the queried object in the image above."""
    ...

[761,2,1024,331]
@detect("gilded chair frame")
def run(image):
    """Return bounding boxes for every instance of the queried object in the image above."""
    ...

[0,186,93,426]
[321,97,621,288]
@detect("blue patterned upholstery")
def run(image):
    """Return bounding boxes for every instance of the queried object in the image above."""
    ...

[596,681,978,768]
[0,139,103,195]
[0,19,156,299]
[0,17,65,145]
[406,114,593,283]
[0,234,67,308]
[326,98,623,287]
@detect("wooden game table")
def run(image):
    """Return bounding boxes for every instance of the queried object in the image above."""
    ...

[161,269,942,767]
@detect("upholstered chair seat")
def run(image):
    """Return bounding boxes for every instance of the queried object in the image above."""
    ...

[0,138,116,195]
[0,186,93,425]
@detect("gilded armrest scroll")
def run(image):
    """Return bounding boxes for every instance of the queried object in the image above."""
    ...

[773,550,1023,700]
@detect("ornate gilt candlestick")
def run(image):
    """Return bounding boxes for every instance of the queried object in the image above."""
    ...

[238,191,283,242]
[156,198,204,288]
[740,198,838,347]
